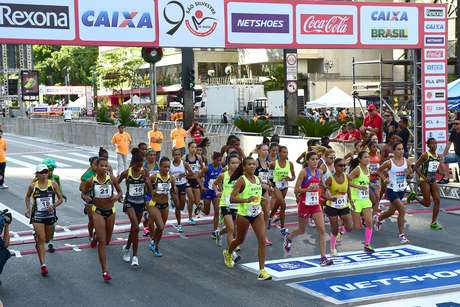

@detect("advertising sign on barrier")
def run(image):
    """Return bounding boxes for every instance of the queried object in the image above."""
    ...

[424,7,446,19]
[425,103,447,116]
[425,115,447,129]
[288,261,460,304]
[77,0,156,44]
[424,21,446,33]
[425,35,445,46]
[240,245,455,280]
[226,1,293,46]
[360,6,419,45]
[425,129,447,142]
[425,89,446,101]
[424,62,446,74]
[424,75,446,88]
[360,291,460,307]
[424,48,446,60]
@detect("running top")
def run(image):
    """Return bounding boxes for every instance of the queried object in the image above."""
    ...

[350,166,371,205]
[388,158,408,192]
[185,154,201,174]
[238,175,262,217]
[154,173,172,195]
[204,163,222,190]
[125,168,145,205]
[219,171,237,209]
[92,175,113,199]
[170,160,187,185]
[144,161,160,177]
[32,180,56,217]
[326,175,349,210]
[322,163,334,184]
[273,160,290,190]
[255,158,270,185]
[298,168,321,207]
[369,153,380,180]
[421,152,440,182]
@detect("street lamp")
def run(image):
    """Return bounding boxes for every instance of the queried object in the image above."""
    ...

[324,60,334,93]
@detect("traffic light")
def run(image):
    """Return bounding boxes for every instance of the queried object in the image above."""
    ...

[168,90,184,104]
[194,88,204,107]
[141,47,163,64]
[187,69,195,90]
[8,79,18,95]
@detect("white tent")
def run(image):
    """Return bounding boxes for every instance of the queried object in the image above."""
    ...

[124,95,151,105]
[68,96,86,108]
[306,86,357,109]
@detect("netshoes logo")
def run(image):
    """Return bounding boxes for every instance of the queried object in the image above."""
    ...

[0,3,69,29]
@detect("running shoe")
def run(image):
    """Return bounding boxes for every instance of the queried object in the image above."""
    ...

[90,237,97,248]
[430,222,443,230]
[103,271,112,282]
[267,218,273,230]
[154,247,162,257]
[364,244,375,253]
[399,234,410,244]
[331,249,338,257]
[223,249,234,268]
[232,251,241,263]
[320,257,333,267]
[336,231,343,243]
[265,239,273,247]
[40,265,48,276]
[406,191,417,203]
[188,218,197,225]
[373,215,382,231]
[437,178,449,185]
[143,227,150,237]
[47,242,55,253]
[272,215,280,225]
[177,224,184,233]
[131,256,139,267]
[122,245,130,263]
[283,237,292,253]
[280,228,289,237]
[235,246,241,252]
[257,269,272,281]
[148,240,156,253]
[308,218,316,228]
[215,230,223,247]
[0,184,8,189]
[211,230,217,240]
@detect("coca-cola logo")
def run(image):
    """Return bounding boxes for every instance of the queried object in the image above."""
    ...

[301,14,353,35]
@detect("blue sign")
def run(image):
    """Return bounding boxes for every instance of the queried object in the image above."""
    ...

[289,261,460,304]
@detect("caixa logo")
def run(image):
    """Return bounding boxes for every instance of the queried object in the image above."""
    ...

[82,10,152,28]
[371,11,408,21]
[0,2,69,29]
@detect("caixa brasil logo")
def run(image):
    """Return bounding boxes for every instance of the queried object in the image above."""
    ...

[82,10,152,28]
[371,11,408,21]
[0,2,69,29]
[164,1,217,37]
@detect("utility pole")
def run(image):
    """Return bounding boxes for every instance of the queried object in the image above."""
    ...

[284,49,298,135]
[150,63,157,122]
[182,48,194,129]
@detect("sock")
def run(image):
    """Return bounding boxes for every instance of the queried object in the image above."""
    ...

[330,234,337,251]
[339,225,346,233]
[364,227,373,245]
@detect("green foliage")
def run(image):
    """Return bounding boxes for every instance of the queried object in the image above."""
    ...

[264,64,285,92]
[118,104,138,127]
[297,118,341,138]
[33,45,98,85]
[233,117,273,137]
[96,105,114,124]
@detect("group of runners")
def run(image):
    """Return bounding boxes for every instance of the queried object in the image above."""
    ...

[23,133,444,282]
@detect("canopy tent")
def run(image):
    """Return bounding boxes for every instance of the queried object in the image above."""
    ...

[124,95,151,105]
[67,96,86,108]
[448,78,460,110]
[306,86,358,109]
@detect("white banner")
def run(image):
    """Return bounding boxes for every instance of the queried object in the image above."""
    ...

[424,61,446,74]
[425,89,446,101]
[425,103,447,115]
[424,75,446,88]
[425,116,447,129]
[425,129,447,142]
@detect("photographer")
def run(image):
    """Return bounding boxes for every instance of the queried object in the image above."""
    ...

[0,209,12,286]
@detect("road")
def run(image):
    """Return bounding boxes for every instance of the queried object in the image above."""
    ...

[1,133,460,307]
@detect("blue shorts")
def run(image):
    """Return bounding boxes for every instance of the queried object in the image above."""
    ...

[386,189,405,202]
[202,189,216,200]
[370,178,379,193]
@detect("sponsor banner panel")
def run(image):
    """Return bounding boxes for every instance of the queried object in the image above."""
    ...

[424,7,446,19]
[424,48,446,60]
[424,75,446,88]
[425,129,447,142]
[360,291,460,307]
[360,6,419,45]
[240,245,455,281]
[158,0,225,47]
[288,261,460,304]
[424,61,446,74]
[226,1,293,45]
[77,0,156,43]
[424,89,446,101]
[424,34,446,46]
[425,115,447,129]
[424,20,446,33]
[424,102,447,116]
[295,4,358,45]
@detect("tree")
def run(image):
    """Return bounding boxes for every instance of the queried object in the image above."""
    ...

[264,64,285,92]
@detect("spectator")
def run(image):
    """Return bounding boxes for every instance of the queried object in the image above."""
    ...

[344,122,361,142]
[0,209,11,286]
[0,130,6,189]
[335,125,348,140]
[361,104,383,143]
[188,120,205,144]
[439,118,460,184]
[64,108,72,122]
[397,117,410,158]
[148,122,163,160]
[381,132,399,161]
[111,125,132,175]
[321,136,332,149]
[222,112,228,124]
[271,134,280,145]
[338,109,347,122]
[171,120,187,155]
[383,111,399,142]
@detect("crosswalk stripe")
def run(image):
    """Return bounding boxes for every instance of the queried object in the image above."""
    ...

[46,154,89,165]
[6,157,36,168]
[68,152,117,165]
[23,155,71,168]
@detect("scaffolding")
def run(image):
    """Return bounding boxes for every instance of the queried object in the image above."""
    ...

[351,51,422,160]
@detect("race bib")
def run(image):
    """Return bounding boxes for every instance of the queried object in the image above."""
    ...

[129,183,144,197]
[37,197,52,211]
[305,192,319,206]
[191,163,200,173]
[268,170,274,180]
[332,195,347,209]
[156,182,170,194]
[248,204,262,217]
[149,169,158,177]
[369,163,379,173]
[173,173,187,185]
[428,161,439,173]
[94,184,112,199]
[275,180,288,190]
[359,189,369,200]
[393,176,407,191]
[208,179,216,190]
[259,172,269,184]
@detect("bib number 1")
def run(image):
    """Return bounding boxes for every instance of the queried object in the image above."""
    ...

[305,192,319,206]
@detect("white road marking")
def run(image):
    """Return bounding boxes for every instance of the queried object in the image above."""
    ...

[68,152,117,165]
[0,201,32,228]
[47,154,89,165]
[5,138,51,150]
[6,157,36,169]
[23,155,71,168]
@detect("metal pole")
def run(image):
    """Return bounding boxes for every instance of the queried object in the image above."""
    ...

[379,54,383,115]
[352,57,356,125]
[150,63,157,122]
[411,49,418,161]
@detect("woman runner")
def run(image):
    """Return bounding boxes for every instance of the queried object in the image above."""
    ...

[223,157,272,281]
[185,142,204,224]
[170,149,191,232]
[80,156,98,247]
[201,152,223,238]
[143,149,160,236]
[25,164,64,276]
[254,144,273,246]
[81,157,122,281]
[368,141,382,215]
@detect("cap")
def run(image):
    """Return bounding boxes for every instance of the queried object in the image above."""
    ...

[36,164,48,173]
[367,104,376,111]
[42,158,57,169]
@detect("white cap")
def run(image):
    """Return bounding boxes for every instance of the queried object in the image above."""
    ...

[36,164,48,173]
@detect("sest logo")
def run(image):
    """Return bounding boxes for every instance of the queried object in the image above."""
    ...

[81,10,153,28]
[371,11,408,21]
[301,14,353,35]
[0,2,69,29]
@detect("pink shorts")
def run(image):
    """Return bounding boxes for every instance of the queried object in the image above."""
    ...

[298,204,322,219]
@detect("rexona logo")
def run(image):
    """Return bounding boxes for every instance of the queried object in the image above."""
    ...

[371,11,408,21]
[425,8,445,18]
[0,3,69,29]
[81,10,152,28]
[301,14,353,35]
[371,29,408,39]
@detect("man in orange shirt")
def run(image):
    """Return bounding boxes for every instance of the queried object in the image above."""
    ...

[148,122,163,160]
[170,120,187,155]
[112,125,132,175]
[0,130,7,189]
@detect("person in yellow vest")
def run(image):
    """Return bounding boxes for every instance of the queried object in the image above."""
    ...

[170,120,187,156]
[148,122,163,161]
[0,130,7,189]
[111,125,132,175]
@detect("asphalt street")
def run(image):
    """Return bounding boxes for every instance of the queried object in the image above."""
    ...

[0,134,460,307]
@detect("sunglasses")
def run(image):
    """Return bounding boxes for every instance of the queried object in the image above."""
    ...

[336,164,346,167]
[454,123,460,125]
[38,170,49,174]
